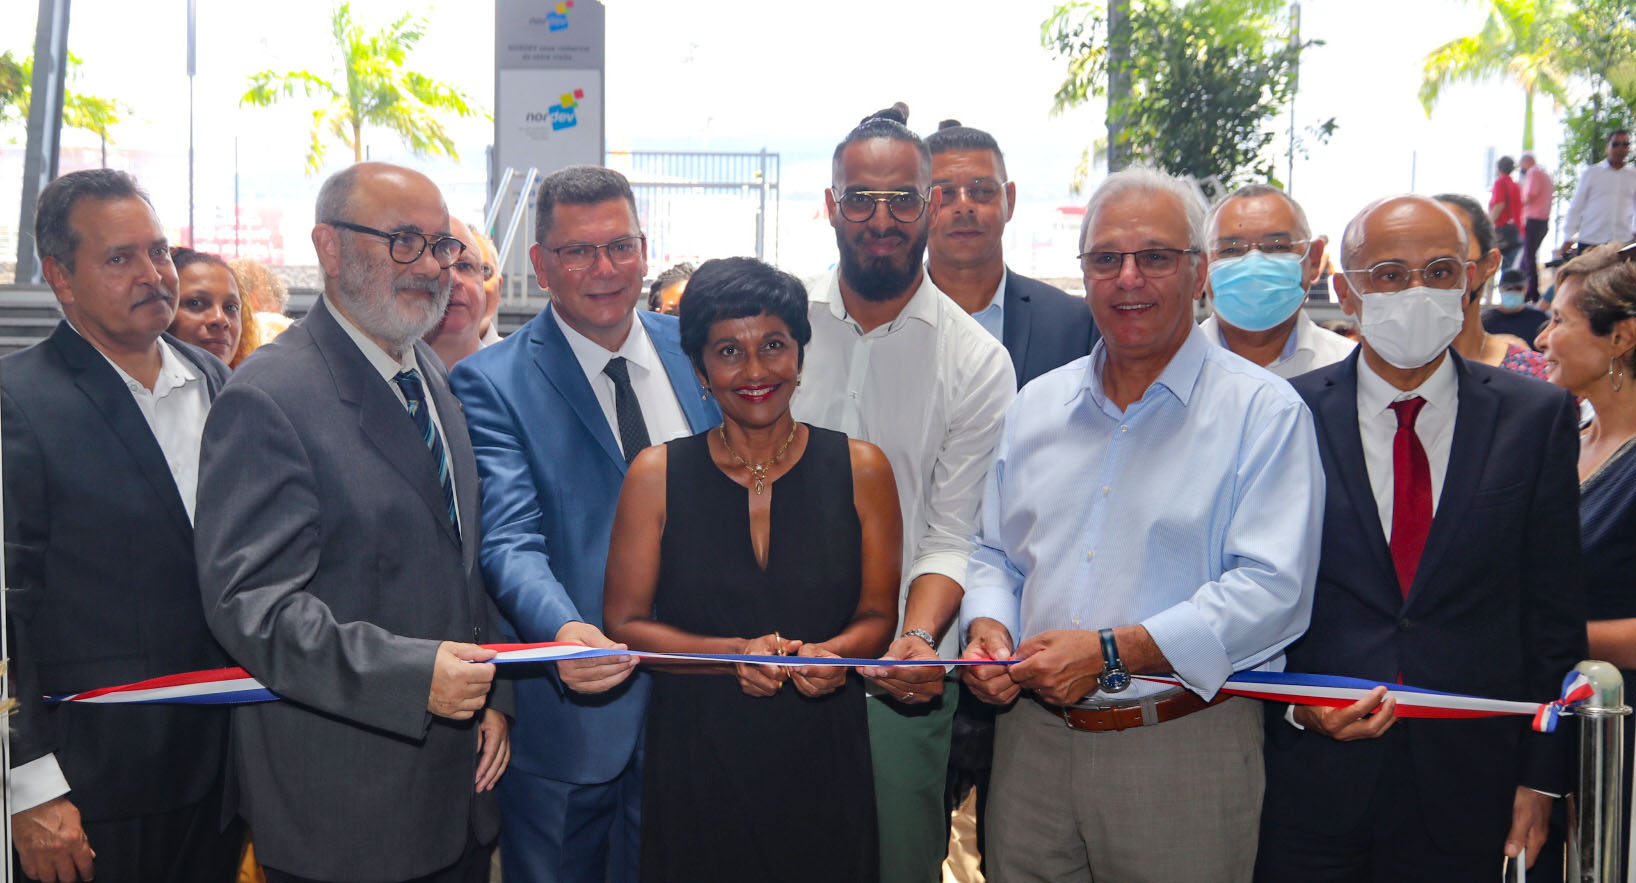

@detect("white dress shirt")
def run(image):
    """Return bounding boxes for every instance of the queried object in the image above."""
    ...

[1357,351,1458,538]
[960,327,1324,699]
[1199,312,1357,380]
[11,328,212,814]
[1563,160,1636,246]
[552,308,692,457]
[791,269,1015,655]
[329,297,461,533]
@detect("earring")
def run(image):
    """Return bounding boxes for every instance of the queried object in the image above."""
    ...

[1613,358,1627,393]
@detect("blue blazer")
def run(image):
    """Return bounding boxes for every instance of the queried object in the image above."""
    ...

[1265,349,1585,855]
[450,306,720,784]
[1000,270,1099,388]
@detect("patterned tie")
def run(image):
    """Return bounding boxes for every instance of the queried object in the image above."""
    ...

[603,357,650,464]
[392,369,459,535]
[1388,397,1432,598]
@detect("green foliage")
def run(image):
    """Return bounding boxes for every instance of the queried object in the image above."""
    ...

[1418,0,1571,150]
[1547,0,1636,196]
[1,52,130,148]
[1043,0,1329,198]
[0,51,25,123]
[241,2,484,173]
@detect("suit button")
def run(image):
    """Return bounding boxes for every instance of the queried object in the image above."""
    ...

[1398,618,1414,632]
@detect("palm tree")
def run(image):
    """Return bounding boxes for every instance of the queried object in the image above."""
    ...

[241,2,481,173]
[1419,0,1572,150]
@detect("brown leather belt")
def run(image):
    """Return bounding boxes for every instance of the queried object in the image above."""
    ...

[1039,689,1231,732]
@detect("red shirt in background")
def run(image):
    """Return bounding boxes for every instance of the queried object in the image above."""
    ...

[1490,175,1523,228]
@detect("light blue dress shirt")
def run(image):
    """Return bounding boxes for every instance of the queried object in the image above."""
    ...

[960,326,1325,699]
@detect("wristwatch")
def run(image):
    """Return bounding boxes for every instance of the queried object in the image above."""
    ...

[1097,628,1131,693]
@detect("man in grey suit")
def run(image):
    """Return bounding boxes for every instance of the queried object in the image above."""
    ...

[195,162,512,883]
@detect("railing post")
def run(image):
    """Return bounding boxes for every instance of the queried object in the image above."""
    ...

[1569,660,1628,882]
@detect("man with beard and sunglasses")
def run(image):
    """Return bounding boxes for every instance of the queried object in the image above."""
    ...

[195,162,512,883]
[791,105,1014,883]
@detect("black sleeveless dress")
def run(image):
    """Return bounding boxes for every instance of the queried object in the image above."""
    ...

[639,425,879,882]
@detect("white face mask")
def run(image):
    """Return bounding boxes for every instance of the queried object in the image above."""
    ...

[1358,287,1465,370]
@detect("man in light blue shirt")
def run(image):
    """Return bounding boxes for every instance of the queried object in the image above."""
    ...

[958,166,1324,882]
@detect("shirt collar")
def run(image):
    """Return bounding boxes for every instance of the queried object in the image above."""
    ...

[1201,312,1306,365]
[66,321,200,398]
[325,295,422,382]
[815,267,943,332]
[1356,347,1458,418]
[552,306,661,379]
[1080,323,1210,410]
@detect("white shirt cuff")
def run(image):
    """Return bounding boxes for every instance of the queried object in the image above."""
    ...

[10,754,71,815]
[1284,703,1306,730]
[1141,602,1233,698]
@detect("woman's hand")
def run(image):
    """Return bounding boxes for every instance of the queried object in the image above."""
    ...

[791,642,846,697]
[735,633,798,697]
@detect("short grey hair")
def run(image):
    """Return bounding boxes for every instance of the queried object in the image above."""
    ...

[1079,165,1207,258]
[315,164,365,224]
[1203,183,1312,243]
[1340,194,1469,270]
[34,169,153,271]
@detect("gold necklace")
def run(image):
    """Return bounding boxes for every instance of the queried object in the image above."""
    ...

[719,422,799,495]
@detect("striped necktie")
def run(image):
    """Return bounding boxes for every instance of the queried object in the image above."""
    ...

[392,369,459,535]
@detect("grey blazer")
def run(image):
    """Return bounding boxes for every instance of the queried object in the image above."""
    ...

[195,298,509,881]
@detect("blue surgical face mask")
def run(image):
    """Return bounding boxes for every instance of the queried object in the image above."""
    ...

[1498,288,1526,310]
[1208,250,1307,332]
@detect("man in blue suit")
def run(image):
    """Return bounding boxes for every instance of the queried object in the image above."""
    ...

[450,165,720,883]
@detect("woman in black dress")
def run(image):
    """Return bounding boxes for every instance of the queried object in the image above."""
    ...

[604,257,901,882]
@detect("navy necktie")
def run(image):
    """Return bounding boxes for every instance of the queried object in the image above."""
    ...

[392,369,459,534]
[603,357,651,464]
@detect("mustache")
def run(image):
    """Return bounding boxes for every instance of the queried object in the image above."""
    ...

[133,287,174,307]
[394,276,442,295]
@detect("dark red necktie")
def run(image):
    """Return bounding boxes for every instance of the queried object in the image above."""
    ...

[1388,397,1432,598]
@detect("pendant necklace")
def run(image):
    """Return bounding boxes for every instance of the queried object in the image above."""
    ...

[720,422,799,495]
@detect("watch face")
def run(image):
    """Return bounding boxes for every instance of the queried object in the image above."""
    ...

[1101,668,1132,693]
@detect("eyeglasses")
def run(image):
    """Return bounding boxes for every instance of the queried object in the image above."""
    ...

[325,221,465,269]
[934,181,1006,206]
[831,189,931,224]
[1340,258,1469,293]
[1079,248,1199,280]
[480,263,496,281]
[1210,237,1311,260]
[451,258,488,279]
[547,235,646,271]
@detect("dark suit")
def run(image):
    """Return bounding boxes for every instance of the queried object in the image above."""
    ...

[449,306,718,883]
[194,299,510,882]
[999,270,1099,388]
[1258,350,1585,881]
[2,322,239,879]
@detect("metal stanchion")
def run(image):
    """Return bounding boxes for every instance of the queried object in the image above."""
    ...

[1569,661,1629,883]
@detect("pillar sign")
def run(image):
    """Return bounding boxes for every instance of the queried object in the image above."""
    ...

[494,0,605,184]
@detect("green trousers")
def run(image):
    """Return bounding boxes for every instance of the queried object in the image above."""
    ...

[867,678,958,883]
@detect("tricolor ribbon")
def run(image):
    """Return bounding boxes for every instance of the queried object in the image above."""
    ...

[48,647,1601,732]
[47,641,1007,705]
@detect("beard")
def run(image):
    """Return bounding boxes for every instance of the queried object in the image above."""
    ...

[334,257,452,354]
[836,222,929,302]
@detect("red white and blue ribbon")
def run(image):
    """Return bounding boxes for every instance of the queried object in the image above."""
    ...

[47,645,1599,732]
[1137,670,1593,733]
[46,641,1006,705]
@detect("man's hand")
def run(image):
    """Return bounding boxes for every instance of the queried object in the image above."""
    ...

[1008,629,1104,706]
[960,618,1020,706]
[1505,787,1551,870]
[857,635,946,703]
[12,795,96,882]
[474,708,511,792]
[428,641,497,720]
[1292,686,1397,741]
[554,621,637,694]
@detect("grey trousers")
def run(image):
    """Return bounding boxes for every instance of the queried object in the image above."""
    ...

[987,695,1264,883]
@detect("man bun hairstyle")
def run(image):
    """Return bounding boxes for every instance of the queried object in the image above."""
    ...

[925,120,1008,179]
[832,101,931,185]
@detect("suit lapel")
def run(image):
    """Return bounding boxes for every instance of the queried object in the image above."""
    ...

[1001,272,1032,384]
[642,311,720,433]
[307,300,462,547]
[529,305,626,471]
[1407,354,1495,604]
[1312,354,1399,607]
[50,322,194,539]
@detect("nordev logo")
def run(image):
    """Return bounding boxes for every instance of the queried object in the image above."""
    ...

[547,0,574,31]
[549,89,585,131]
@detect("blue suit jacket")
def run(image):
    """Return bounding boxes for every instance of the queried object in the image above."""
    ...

[999,270,1099,388]
[1265,349,1585,855]
[450,307,720,784]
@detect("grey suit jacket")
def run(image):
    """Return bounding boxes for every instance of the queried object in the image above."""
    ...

[195,298,509,881]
